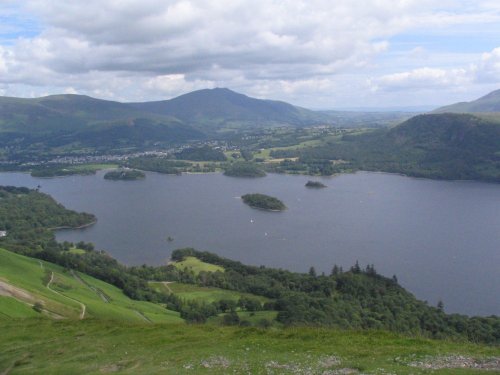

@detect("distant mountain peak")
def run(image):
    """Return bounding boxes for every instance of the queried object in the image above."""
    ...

[129,87,329,129]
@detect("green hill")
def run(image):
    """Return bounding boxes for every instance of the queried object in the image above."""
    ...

[434,89,500,113]
[130,88,330,131]
[0,94,203,159]
[0,247,182,322]
[271,113,500,181]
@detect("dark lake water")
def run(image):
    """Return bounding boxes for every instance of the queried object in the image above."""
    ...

[1,170,499,316]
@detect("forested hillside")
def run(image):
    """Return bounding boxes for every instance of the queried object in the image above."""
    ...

[268,113,500,182]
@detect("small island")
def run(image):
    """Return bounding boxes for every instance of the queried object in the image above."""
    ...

[224,162,266,177]
[104,169,145,181]
[241,193,286,211]
[305,180,327,188]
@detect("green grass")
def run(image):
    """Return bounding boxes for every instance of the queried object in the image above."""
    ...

[68,248,86,255]
[0,319,498,374]
[172,256,224,274]
[253,139,323,161]
[0,248,182,323]
[150,282,270,304]
[207,310,278,326]
[0,297,39,319]
[236,310,277,323]
[69,163,118,172]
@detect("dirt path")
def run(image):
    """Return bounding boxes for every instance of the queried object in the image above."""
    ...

[162,281,174,293]
[46,272,86,319]
[70,270,109,303]
[134,310,152,323]
[1,354,29,375]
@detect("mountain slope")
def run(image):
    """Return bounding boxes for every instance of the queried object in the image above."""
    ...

[279,113,500,181]
[434,89,500,113]
[130,88,329,130]
[0,94,203,158]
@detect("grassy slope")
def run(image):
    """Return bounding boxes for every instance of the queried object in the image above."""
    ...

[1,319,499,374]
[0,248,181,323]
[172,256,224,274]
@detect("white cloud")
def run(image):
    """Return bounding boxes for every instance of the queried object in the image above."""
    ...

[370,46,500,93]
[143,74,215,97]
[1,1,436,81]
[0,1,499,106]
[475,47,500,82]
[370,67,472,91]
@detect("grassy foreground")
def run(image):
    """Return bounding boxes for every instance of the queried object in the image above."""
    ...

[1,319,499,374]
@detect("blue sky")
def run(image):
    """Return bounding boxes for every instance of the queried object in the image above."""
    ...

[1,1,500,109]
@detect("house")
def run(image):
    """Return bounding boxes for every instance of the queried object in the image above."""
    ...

[0,231,7,237]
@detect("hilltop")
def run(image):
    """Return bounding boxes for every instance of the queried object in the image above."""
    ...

[130,88,330,131]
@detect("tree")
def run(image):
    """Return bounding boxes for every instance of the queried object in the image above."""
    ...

[222,311,240,326]
[351,261,361,274]
[308,266,317,277]
[331,265,340,276]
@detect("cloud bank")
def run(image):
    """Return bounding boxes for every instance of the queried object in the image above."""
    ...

[0,1,499,107]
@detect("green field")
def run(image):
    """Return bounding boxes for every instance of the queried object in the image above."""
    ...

[172,256,224,274]
[0,319,499,374]
[0,296,39,319]
[207,310,278,326]
[0,248,182,323]
[150,281,270,304]
[68,163,118,172]
[68,248,86,255]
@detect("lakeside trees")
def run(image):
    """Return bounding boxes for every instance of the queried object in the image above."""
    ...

[104,169,145,180]
[224,162,266,177]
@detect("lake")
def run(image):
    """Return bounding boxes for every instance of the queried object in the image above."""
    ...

[1,170,499,316]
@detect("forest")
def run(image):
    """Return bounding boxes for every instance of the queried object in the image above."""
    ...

[224,161,266,177]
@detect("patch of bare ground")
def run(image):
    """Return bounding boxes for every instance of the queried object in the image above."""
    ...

[200,356,231,369]
[263,355,351,374]
[99,360,140,373]
[408,355,500,370]
[0,279,36,302]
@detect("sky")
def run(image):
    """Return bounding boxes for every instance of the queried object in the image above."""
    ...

[1,0,500,109]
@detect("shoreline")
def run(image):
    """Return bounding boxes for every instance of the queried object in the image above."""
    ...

[49,220,97,231]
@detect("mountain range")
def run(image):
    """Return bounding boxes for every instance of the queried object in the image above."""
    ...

[1,87,500,170]
[0,88,330,157]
